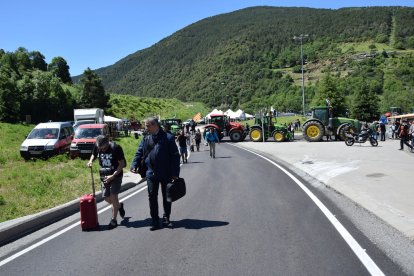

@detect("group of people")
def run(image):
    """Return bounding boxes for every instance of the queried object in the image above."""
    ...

[87,117,220,232]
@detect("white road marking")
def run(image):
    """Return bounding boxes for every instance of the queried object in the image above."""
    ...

[232,144,385,276]
[0,186,148,267]
[0,157,186,267]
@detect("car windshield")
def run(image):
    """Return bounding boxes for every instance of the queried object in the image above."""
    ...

[28,128,59,139]
[73,120,95,129]
[75,128,102,139]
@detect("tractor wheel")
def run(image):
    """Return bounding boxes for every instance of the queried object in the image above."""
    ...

[303,121,324,142]
[338,124,356,141]
[229,130,242,142]
[249,128,263,142]
[273,131,285,142]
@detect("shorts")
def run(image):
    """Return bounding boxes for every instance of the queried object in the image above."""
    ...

[101,176,122,198]
[179,146,187,155]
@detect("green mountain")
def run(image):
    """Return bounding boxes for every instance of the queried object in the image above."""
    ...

[78,6,414,114]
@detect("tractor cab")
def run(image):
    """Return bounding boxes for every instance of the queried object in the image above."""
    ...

[311,107,330,126]
[209,115,227,130]
[255,115,275,133]
[160,118,182,136]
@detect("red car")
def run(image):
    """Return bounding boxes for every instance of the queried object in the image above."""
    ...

[70,124,110,159]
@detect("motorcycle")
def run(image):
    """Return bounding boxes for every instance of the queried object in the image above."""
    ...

[344,127,378,147]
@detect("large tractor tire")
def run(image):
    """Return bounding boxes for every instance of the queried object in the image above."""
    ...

[303,121,324,142]
[273,131,285,142]
[229,130,242,142]
[338,123,356,141]
[249,128,263,142]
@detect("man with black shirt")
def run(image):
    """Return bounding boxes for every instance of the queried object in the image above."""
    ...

[87,135,126,229]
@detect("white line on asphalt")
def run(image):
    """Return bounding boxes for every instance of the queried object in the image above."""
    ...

[0,158,186,267]
[0,186,148,268]
[231,144,385,276]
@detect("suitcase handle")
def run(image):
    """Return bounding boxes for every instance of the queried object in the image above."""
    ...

[90,166,96,197]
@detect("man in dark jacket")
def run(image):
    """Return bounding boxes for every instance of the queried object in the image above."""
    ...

[130,117,180,231]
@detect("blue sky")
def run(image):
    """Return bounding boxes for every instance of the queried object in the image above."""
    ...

[1,1,413,76]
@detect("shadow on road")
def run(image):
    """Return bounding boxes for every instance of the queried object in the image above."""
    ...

[119,217,152,228]
[119,217,229,230]
[172,218,229,229]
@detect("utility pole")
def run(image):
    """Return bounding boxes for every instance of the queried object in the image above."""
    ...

[293,34,308,117]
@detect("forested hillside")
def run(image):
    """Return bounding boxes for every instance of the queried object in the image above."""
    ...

[0,49,207,123]
[85,6,414,119]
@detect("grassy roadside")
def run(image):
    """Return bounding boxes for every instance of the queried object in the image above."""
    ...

[0,122,141,223]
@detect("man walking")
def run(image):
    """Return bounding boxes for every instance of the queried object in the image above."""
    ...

[87,135,126,230]
[205,128,220,158]
[398,121,413,151]
[130,117,181,231]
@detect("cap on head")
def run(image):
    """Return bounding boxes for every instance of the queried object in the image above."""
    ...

[96,135,109,147]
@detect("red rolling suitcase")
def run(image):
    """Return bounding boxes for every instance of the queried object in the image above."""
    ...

[80,167,99,231]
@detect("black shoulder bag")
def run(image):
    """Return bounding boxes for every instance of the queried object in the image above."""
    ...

[166,178,186,202]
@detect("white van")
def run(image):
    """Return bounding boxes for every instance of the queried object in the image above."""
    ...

[20,122,74,160]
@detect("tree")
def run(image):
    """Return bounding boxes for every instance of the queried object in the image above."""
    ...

[15,47,31,72]
[311,73,347,116]
[29,51,47,71]
[79,68,109,109]
[48,56,72,84]
[350,82,379,122]
[0,68,20,122]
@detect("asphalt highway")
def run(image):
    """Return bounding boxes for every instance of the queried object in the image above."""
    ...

[0,143,406,275]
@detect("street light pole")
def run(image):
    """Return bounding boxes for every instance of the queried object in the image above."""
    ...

[293,34,308,117]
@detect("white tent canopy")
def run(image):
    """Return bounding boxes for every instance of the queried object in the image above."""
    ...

[239,111,254,120]
[104,115,122,122]
[205,108,254,120]
[224,109,239,119]
[205,109,224,119]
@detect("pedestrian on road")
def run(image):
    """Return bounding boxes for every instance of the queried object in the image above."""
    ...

[205,128,220,158]
[391,122,396,139]
[87,135,126,230]
[194,129,202,151]
[176,130,188,163]
[380,122,386,141]
[398,121,413,151]
[190,120,196,135]
[130,117,180,231]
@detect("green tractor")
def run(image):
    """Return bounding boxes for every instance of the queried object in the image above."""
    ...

[249,114,293,142]
[302,106,361,142]
[160,118,182,136]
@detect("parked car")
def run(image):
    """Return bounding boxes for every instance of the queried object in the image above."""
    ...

[73,119,96,131]
[20,122,74,160]
[70,124,110,159]
[183,119,192,126]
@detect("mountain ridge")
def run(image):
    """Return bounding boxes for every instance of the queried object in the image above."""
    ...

[74,6,414,112]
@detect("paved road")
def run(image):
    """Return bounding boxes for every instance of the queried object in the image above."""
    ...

[0,143,405,275]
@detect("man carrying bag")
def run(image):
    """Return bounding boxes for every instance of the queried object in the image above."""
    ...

[131,117,181,231]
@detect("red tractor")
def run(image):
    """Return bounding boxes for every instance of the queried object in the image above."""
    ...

[204,114,247,142]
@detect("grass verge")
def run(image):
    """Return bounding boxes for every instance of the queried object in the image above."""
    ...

[0,122,141,223]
